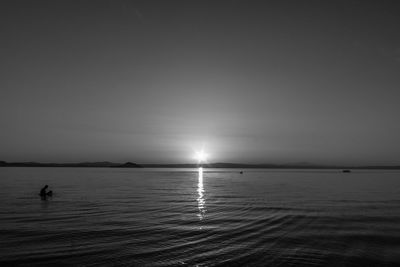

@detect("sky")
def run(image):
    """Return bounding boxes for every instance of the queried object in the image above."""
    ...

[1,0,400,165]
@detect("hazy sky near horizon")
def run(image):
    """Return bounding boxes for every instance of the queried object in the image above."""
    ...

[1,0,400,164]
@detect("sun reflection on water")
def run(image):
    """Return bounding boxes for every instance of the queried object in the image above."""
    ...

[197,167,206,220]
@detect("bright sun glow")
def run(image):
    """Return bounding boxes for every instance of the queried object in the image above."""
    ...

[194,150,208,163]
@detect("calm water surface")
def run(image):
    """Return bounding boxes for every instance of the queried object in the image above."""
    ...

[1,168,400,266]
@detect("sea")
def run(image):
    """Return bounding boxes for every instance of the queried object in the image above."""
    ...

[1,167,400,266]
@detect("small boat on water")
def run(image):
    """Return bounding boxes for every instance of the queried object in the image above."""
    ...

[342,169,351,173]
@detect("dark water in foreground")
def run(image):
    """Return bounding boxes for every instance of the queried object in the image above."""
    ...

[1,168,400,266]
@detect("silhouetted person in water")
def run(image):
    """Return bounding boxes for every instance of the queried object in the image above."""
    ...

[40,185,52,200]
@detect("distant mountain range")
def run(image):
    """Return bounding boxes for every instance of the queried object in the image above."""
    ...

[0,161,141,168]
[1,161,400,169]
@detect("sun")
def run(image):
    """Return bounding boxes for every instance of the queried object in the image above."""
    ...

[194,150,208,163]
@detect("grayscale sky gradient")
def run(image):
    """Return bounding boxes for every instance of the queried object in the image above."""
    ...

[1,0,400,164]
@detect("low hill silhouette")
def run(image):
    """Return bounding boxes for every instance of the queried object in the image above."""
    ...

[112,162,142,168]
[0,161,141,168]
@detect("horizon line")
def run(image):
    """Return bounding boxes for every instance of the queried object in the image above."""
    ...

[1,160,400,169]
